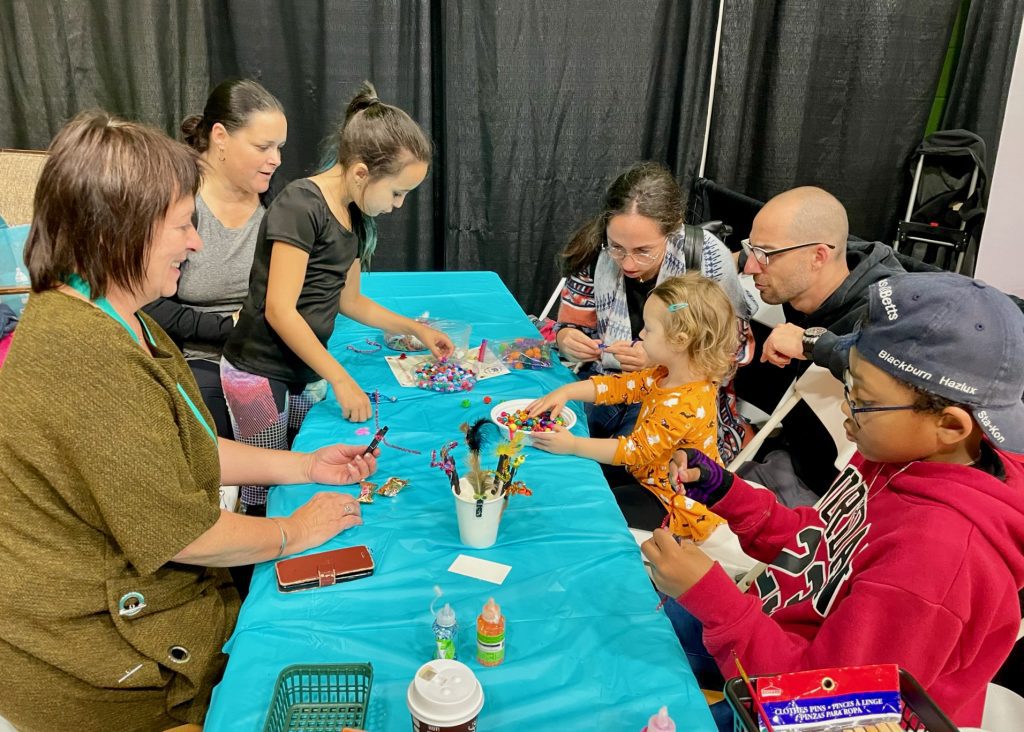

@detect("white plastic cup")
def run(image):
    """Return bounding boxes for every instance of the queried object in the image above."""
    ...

[454,477,504,549]
[407,659,484,732]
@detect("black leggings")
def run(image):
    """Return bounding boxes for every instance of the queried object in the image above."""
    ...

[604,465,669,531]
[188,358,233,438]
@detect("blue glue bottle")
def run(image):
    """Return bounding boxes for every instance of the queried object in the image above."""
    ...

[641,706,675,732]
[432,602,457,660]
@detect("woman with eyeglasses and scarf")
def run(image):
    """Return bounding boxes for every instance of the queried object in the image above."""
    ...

[554,163,756,483]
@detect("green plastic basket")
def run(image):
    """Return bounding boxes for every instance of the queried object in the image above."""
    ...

[262,663,373,732]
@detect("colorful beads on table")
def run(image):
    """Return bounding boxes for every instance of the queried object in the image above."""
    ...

[483,396,493,404]
[415,358,478,393]
[495,408,566,433]
[460,398,472,408]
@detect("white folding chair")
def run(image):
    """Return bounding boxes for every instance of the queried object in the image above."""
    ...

[729,364,855,591]
[538,276,566,323]
[727,363,855,472]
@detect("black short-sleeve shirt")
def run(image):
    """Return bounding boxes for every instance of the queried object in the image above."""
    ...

[224,179,373,384]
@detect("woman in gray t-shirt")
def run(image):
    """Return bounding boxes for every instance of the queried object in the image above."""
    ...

[145,79,287,438]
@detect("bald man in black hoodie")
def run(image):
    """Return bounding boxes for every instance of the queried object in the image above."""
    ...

[733,187,913,503]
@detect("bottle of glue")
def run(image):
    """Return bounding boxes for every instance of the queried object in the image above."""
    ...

[641,706,675,732]
[432,602,457,660]
[476,597,505,666]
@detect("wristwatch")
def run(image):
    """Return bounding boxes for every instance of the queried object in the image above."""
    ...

[801,327,827,359]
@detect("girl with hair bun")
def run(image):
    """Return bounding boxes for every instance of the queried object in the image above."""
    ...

[221,81,451,516]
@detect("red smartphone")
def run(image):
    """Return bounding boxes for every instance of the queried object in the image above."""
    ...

[275,545,375,593]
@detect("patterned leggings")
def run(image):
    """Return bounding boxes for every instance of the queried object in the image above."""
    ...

[220,357,326,509]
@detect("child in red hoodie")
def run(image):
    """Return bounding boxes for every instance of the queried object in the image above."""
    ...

[643,272,1024,728]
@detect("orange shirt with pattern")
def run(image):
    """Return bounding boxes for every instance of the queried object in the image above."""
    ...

[591,365,725,541]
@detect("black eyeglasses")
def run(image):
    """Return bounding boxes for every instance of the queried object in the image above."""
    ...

[843,369,917,427]
[741,239,836,268]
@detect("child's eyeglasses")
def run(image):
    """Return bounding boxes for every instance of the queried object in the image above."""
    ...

[741,239,835,267]
[601,239,664,266]
[842,369,917,427]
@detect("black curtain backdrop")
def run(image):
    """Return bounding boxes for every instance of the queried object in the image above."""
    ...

[203,0,436,273]
[0,1,208,149]
[942,0,1024,171]
[2,1,1019,312]
[439,0,718,315]
[705,0,961,244]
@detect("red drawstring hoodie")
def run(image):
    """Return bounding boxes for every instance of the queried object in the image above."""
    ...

[679,450,1024,726]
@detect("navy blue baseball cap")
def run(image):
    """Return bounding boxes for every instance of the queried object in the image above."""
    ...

[838,272,1024,456]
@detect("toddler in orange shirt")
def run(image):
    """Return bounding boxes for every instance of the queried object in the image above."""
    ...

[529,272,738,539]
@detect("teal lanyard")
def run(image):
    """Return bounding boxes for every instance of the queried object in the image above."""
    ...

[66,275,217,443]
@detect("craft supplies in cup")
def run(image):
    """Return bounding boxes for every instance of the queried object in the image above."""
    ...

[407,659,484,732]
[490,398,576,440]
[454,475,504,548]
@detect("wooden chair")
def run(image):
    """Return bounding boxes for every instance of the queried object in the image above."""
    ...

[0,149,47,226]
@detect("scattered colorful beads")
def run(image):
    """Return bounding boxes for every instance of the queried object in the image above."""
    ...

[496,408,567,433]
[414,358,477,393]
[483,396,493,404]
[496,338,553,370]
[460,398,471,408]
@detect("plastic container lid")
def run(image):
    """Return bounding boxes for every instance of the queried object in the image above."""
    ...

[647,706,676,732]
[435,602,456,628]
[406,659,484,726]
[481,598,501,623]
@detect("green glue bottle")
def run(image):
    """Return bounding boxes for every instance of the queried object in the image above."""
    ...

[476,597,505,666]
[432,602,457,660]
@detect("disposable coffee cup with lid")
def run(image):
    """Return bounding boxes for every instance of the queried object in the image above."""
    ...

[407,658,484,732]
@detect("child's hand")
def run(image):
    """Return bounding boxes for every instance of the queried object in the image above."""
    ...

[604,340,647,371]
[668,448,734,506]
[529,424,577,455]
[332,376,372,422]
[526,388,567,419]
[641,529,715,598]
[417,325,455,360]
[556,328,602,362]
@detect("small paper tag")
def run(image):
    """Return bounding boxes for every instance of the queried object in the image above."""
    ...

[447,554,511,585]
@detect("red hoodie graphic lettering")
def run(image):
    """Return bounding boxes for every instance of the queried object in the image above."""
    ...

[679,450,1024,728]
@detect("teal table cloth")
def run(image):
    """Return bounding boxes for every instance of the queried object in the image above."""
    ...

[205,271,716,732]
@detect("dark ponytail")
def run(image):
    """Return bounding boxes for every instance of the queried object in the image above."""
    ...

[180,79,283,153]
[561,161,685,275]
[319,81,432,179]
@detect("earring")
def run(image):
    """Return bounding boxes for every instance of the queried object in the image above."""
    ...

[218,147,225,163]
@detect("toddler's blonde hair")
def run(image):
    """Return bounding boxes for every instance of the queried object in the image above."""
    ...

[649,272,739,384]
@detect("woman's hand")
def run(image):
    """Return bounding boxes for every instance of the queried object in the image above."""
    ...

[288,492,363,553]
[416,324,455,360]
[526,386,569,419]
[641,529,716,598]
[604,340,648,371]
[528,424,577,455]
[556,328,601,362]
[331,374,372,422]
[304,443,378,485]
